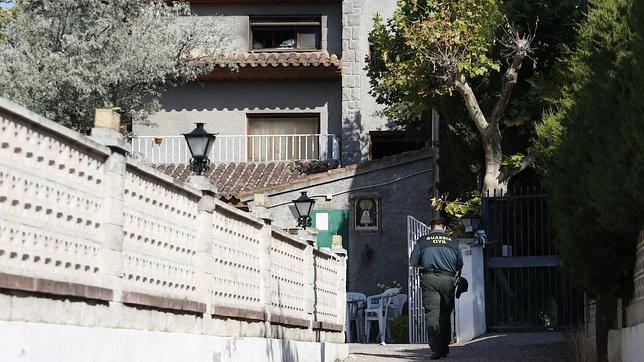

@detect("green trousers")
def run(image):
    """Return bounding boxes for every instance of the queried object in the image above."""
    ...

[420,272,456,354]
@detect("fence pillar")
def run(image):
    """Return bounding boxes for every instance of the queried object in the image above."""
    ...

[251,194,273,223]
[253,194,275,335]
[334,248,348,329]
[98,153,126,298]
[92,109,127,299]
[296,229,318,325]
[189,175,218,314]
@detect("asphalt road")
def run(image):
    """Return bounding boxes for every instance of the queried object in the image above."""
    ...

[347,332,571,361]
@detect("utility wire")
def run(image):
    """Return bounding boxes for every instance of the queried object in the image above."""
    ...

[267,168,432,209]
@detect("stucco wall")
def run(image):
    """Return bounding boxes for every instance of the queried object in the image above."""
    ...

[135,80,341,137]
[191,3,342,55]
[252,151,433,297]
[455,243,486,343]
[0,320,348,362]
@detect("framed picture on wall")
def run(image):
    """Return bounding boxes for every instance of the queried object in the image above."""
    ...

[354,198,379,231]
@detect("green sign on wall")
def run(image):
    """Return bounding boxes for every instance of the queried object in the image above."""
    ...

[311,209,349,250]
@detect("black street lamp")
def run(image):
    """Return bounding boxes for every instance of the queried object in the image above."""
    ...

[460,211,482,233]
[183,123,216,175]
[292,191,315,230]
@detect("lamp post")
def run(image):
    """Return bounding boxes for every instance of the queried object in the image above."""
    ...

[460,211,482,233]
[292,191,315,230]
[183,123,216,175]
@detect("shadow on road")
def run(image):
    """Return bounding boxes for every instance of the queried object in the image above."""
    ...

[347,332,570,361]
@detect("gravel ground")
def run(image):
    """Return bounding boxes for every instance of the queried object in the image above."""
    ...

[347,332,571,361]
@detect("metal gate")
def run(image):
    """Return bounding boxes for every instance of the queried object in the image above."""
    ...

[484,187,585,330]
[407,216,430,343]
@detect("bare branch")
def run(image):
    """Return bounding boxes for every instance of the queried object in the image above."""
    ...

[499,154,535,182]
[423,39,466,84]
[489,17,538,128]
[516,153,535,173]
[454,76,490,135]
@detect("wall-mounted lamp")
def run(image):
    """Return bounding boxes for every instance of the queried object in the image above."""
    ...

[292,191,315,230]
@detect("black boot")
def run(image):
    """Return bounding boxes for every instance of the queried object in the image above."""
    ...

[430,351,442,360]
[440,346,450,357]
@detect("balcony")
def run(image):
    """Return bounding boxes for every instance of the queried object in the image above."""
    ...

[130,134,341,164]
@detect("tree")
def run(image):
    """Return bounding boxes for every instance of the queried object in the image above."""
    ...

[367,0,539,195]
[424,1,586,222]
[0,1,16,41]
[535,0,644,360]
[0,0,225,134]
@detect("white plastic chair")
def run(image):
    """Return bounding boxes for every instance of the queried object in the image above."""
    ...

[364,288,407,344]
[346,292,367,343]
[385,293,408,341]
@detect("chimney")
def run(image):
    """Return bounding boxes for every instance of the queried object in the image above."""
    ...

[94,107,121,131]
[90,107,129,154]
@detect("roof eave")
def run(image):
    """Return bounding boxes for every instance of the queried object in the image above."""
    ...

[200,66,341,81]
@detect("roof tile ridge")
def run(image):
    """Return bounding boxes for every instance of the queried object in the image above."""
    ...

[215,163,237,190]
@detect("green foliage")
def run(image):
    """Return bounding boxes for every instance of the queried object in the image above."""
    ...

[0,1,16,42]
[432,190,481,234]
[535,0,644,297]
[390,313,409,344]
[367,0,585,205]
[432,190,479,217]
[368,0,502,122]
[0,0,225,133]
[376,280,401,291]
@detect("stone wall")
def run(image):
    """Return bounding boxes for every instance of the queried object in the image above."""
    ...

[0,97,347,346]
[247,149,434,297]
[341,0,397,164]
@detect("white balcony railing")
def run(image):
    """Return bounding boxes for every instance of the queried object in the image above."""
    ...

[129,134,341,164]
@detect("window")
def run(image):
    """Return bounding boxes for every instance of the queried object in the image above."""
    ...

[369,131,427,160]
[250,16,321,51]
[247,114,320,161]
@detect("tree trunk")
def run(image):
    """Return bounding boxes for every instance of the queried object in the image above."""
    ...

[595,295,618,362]
[481,127,507,196]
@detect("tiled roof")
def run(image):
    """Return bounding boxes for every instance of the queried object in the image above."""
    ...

[237,148,434,199]
[214,51,341,69]
[155,160,340,200]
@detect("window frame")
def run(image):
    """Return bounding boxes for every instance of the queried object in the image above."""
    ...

[249,15,322,52]
[246,113,321,162]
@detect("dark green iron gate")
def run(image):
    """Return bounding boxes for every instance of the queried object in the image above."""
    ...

[483,187,585,330]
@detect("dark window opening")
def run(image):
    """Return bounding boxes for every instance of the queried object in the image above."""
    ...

[369,131,427,160]
[368,43,376,63]
[250,16,321,51]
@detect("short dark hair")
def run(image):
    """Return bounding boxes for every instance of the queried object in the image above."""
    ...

[430,217,446,229]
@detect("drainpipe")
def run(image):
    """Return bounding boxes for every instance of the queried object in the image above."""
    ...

[431,109,440,218]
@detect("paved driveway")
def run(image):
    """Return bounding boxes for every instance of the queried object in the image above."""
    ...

[347,332,570,361]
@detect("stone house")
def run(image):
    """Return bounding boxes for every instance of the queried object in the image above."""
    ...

[133,0,426,166]
[136,0,435,297]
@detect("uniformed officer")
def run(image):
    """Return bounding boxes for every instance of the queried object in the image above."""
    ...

[409,217,463,360]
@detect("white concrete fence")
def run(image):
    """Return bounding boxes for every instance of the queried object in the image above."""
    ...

[608,230,644,362]
[0,98,347,361]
